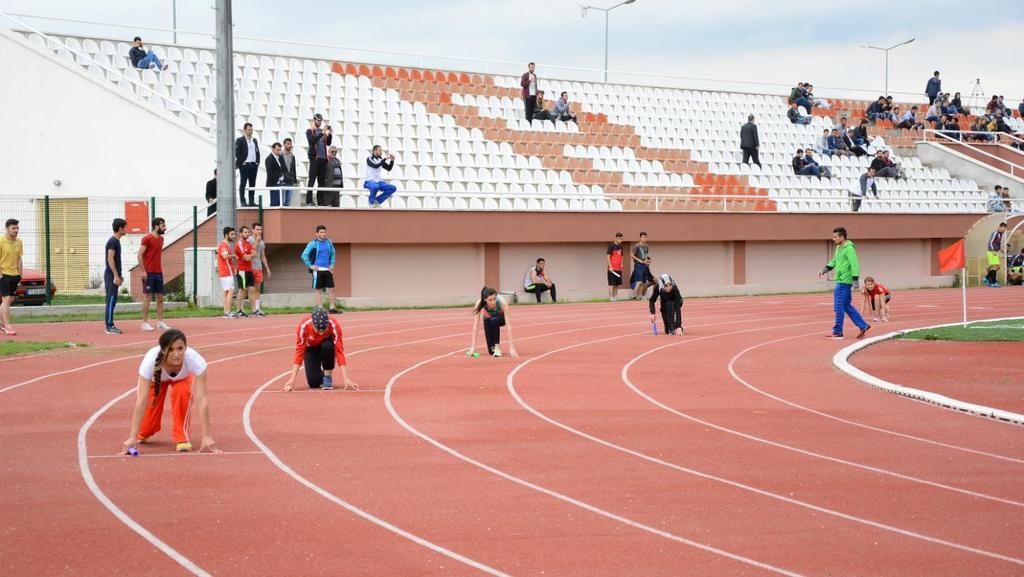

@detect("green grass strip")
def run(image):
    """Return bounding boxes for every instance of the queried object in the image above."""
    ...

[898,318,1024,342]
[0,340,85,357]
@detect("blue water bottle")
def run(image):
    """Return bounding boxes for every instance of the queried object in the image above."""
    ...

[651,321,658,335]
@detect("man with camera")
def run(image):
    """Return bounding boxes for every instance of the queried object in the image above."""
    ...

[364,145,397,206]
[305,114,332,207]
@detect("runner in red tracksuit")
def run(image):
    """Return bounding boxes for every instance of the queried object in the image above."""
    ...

[283,307,358,391]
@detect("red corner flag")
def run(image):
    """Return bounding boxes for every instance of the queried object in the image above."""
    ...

[937,239,965,273]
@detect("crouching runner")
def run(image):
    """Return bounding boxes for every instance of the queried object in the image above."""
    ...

[283,306,358,391]
[649,273,684,336]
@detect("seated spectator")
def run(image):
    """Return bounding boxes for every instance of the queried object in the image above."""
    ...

[994,115,1014,135]
[925,102,942,127]
[804,149,831,178]
[997,95,1010,117]
[829,129,855,157]
[364,145,397,206]
[816,129,833,155]
[896,106,924,130]
[850,167,878,212]
[869,150,899,179]
[880,97,896,120]
[793,149,814,176]
[1002,187,1013,212]
[950,92,968,115]
[523,258,556,303]
[789,82,814,112]
[987,186,1006,212]
[985,95,1000,115]
[1019,98,1024,118]
[866,97,886,121]
[805,84,829,109]
[851,119,871,147]
[839,130,867,157]
[787,102,813,125]
[834,116,851,137]
[129,36,167,71]
[880,150,905,179]
[532,90,555,122]
[968,116,993,142]
[553,92,578,124]
[1007,247,1024,286]
[939,114,961,140]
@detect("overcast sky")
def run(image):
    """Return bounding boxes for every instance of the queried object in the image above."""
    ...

[3,0,1022,103]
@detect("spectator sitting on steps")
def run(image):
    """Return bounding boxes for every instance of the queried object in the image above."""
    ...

[986,186,1005,212]
[851,119,871,147]
[788,102,813,125]
[129,36,167,71]
[896,106,924,130]
[532,90,555,122]
[805,84,829,109]
[866,97,886,121]
[554,92,578,124]
[829,129,855,157]
[788,82,814,113]
[816,129,833,156]
[793,149,829,178]
[803,149,832,179]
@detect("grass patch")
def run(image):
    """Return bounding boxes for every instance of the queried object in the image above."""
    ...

[0,340,85,356]
[898,318,1024,342]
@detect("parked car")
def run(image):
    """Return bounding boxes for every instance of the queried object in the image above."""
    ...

[14,268,56,306]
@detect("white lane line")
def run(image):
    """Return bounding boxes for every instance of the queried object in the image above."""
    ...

[729,332,1024,465]
[89,451,263,459]
[384,323,806,577]
[506,329,1024,567]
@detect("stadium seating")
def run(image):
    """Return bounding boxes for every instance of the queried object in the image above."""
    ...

[17,30,993,213]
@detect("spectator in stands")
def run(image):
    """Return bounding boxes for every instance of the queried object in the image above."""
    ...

[851,119,870,147]
[281,138,297,208]
[788,82,814,112]
[881,150,905,179]
[521,62,538,122]
[925,71,941,104]
[896,106,924,130]
[532,90,555,122]
[968,116,993,142]
[869,150,896,179]
[129,36,167,71]
[205,169,217,217]
[881,97,895,119]
[834,116,851,137]
[265,142,286,207]
[364,145,397,206]
[740,114,761,167]
[986,186,1006,213]
[1007,247,1023,286]
[1018,98,1024,118]
[950,92,967,115]
[792,149,821,178]
[816,129,833,156]
[806,84,829,109]
[996,95,1010,117]
[866,97,886,121]
[804,149,831,178]
[985,95,1000,115]
[234,123,259,207]
[787,102,812,125]
[1001,187,1012,212]
[851,167,878,212]
[885,105,901,124]
[554,92,578,123]
[607,232,624,302]
[523,257,556,303]
[925,101,942,127]
[829,129,855,157]
[301,225,340,314]
[939,115,961,141]
[325,146,343,208]
[306,114,332,206]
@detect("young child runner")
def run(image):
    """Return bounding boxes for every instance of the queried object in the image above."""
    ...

[859,276,892,322]
[649,273,684,336]
[121,329,220,454]
[468,287,519,358]
[282,307,357,391]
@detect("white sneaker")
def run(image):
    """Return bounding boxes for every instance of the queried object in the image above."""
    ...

[141,322,154,332]
[157,321,170,330]
[492,346,502,358]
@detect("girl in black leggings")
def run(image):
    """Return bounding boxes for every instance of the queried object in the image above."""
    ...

[468,287,519,358]
[649,274,684,336]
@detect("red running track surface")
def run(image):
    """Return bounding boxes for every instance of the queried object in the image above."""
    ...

[0,289,1021,577]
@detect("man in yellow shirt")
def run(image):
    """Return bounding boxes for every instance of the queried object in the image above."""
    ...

[0,218,24,335]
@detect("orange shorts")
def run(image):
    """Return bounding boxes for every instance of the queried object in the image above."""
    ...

[254,270,264,285]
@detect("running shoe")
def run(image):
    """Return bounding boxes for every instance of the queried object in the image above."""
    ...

[856,325,871,339]
[156,321,171,330]
[1,324,16,335]
[492,346,502,357]
[222,312,234,319]
[329,308,342,315]
[990,283,1001,288]
[175,442,192,452]
[321,376,334,390]
[235,311,249,318]
[140,322,154,332]
[825,334,844,340]
[105,326,124,335]
[253,310,267,317]
[872,317,881,322]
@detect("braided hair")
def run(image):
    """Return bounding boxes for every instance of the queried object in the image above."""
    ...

[152,329,187,405]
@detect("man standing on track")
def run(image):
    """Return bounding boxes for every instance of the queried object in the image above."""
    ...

[607,232,624,302]
[234,225,257,317]
[104,218,127,334]
[0,218,23,335]
[818,226,870,340]
[301,225,340,314]
[138,218,170,332]
[984,222,1007,287]
[250,222,271,316]
[217,227,238,319]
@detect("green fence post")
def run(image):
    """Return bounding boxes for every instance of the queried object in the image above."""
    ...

[257,196,264,293]
[192,205,198,306]
[150,196,156,222]
[43,195,52,306]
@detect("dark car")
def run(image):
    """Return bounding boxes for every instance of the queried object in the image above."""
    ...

[15,268,56,306]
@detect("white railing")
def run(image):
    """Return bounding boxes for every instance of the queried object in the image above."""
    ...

[240,186,993,214]
[0,11,215,132]
[1,11,933,102]
[920,129,1024,179]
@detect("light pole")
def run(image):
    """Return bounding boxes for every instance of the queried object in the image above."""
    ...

[580,0,636,82]
[861,38,914,96]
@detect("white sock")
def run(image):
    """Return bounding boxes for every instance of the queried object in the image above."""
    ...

[255,299,261,311]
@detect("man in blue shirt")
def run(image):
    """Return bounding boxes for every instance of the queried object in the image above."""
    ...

[128,36,166,71]
[301,225,340,313]
[104,219,127,334]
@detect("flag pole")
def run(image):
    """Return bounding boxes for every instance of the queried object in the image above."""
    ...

[961,266,968,328]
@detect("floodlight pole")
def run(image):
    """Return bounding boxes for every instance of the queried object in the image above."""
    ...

[861,38,915,96]
[215,0,236,230]
[580,0,637,82]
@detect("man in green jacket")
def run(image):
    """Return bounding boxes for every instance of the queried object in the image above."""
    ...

[818,226,870,339]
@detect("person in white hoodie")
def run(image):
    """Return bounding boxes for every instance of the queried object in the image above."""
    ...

[364,145,397,206]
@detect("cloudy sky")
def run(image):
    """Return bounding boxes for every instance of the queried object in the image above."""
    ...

[3,0,1022,104]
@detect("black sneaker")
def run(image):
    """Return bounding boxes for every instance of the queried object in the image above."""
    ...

[235,311,249,318]
[253,310,267,317]
[104,326,123,335]
[329,308,342,315]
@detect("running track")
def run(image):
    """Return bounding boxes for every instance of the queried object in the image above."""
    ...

[1,290,1021,576]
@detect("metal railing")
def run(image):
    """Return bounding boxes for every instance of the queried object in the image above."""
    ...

[920,129,1024,179]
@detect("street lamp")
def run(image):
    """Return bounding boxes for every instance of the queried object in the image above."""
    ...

[580,0,636,82]
[861,38,915,96]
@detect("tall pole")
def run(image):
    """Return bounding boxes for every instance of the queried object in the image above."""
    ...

[884,50,888,95]
[603,11,609,82]
[215,0,236,231]
[172,0,178,44]
[861,38,913,97]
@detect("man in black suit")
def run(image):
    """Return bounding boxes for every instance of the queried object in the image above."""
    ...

[234,122,259,207]
[265,142,286,207]
[305,113,332,206]
[740,114,761,167]
[205,169,217,217]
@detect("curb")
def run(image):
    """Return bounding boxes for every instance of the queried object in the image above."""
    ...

[832,317,1024,426]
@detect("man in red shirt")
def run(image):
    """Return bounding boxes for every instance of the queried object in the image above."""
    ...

[234,225,257,317]
[137,217,169,331]
[607,232,624,301]
[282,307,357,391]
[216,227,238,318]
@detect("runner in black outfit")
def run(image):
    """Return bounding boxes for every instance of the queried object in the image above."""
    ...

[649,274,684,336]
